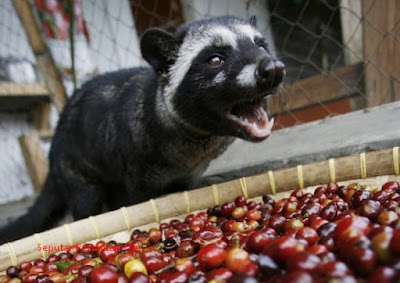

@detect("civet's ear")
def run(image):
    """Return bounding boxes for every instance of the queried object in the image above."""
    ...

[140,28,180,72]
[249,15,257,27]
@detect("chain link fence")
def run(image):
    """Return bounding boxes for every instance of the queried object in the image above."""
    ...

[30,1,400,127]
[2,0,399,125]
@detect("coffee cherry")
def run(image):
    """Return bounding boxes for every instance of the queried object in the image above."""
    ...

[207,268,232,281]
[177,241,200,258]
[91,264,119,283]
[382,181,400,192]
[115,252,136,270]
[47,271,65,283]
[148,228,161,244]
[142,257,166,274]
[256,254,280,279]
[225,247,251,274]
[377,210,399,226]
[286,251,320,273]
[308,244,329,256]
[235,195,247,207]
[296,227,318,246]
[197,243,226,270]
[246,209,261,221]
[247,228,276,253]
[159,222,169,231]
[351,189,372,209]
[371,231,393,264]
[174,258,195,276]
[359,200,383,221]
[317,260,353,278]
[301,203,321,218]
[385,200,400,213]
[263,235,305,264]
[232,207,247,220]
[188,270,206,283]
[18,262,33,273]
[221,202,235,217]
[124,259,148,278]
[128,272,151,283]
[274,198,288,214]
[327,183,339,194]
[308,214,328,231]
[320,202,338,221]
[350,247,377,276]
[29,265,46,274]
[98,246,118,263]
[284,218,304,232]
[282,271,313,283]
[334,214,370,241]
[78,265,94,277]
[189,217,205,231]
[159,271,188,282]
[262,195,275,207]
[366,266,396,283]
[226,274,258,283]
[317,222,337,239]
[163,236,179,251]
[390,228,400,255]
[290,188,303,199]
[268,215,286,234]
[284,201,298,214]
[6,266,20,278]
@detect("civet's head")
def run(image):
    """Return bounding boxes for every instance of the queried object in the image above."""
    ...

[141,16,285,142]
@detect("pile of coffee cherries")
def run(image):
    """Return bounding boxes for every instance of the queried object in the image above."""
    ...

[2,181,400,283]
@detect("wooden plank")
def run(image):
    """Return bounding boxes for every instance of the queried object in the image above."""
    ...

[31,102,51,130]
[268,62,364,115]
[19,132,49,193]
[10,1,46,53]
[362,0,400,106]
[339,0,365,111]
[12,0,68,112]
[38,129,54,139]
[0,82,50,128]
[340,0,363,64]
[0,82,49,96]
[0,96,49,112]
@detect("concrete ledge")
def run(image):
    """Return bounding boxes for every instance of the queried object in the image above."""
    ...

[1,101,399,226]
[202,101,400,185]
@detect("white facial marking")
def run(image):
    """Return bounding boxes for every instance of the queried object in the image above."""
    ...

[168,26,238,94]
[236,64,257,87]
[233,24,262,43]
[212,27,238,49]
[164,26,239,117]
[211,71,226,86]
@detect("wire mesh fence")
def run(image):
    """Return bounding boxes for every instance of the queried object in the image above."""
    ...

[1,0,399,128]
[0,1,39,205]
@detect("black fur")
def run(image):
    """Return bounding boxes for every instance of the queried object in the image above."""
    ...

[0,16,284,243]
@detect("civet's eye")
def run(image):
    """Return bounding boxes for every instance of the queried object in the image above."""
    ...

[208,55,224,67]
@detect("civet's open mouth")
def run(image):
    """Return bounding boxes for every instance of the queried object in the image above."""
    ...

[226,97,274,140]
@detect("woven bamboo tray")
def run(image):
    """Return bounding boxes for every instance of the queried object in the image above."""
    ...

[0,146,399,272]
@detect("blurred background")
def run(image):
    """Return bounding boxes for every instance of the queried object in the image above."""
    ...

[0,0,399,208]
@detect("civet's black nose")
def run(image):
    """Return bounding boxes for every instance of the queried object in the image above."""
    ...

[255,58,285,89]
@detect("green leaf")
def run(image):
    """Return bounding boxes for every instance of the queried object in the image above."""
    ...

[55,260,74,272]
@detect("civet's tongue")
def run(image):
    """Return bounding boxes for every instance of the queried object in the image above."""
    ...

[230,102,274,139]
